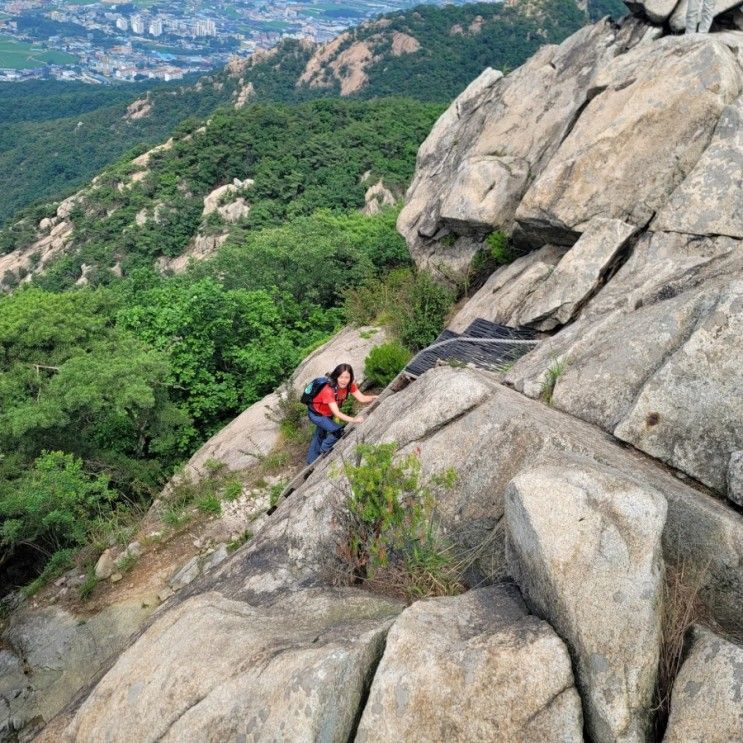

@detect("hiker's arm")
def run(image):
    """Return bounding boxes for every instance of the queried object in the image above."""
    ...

[351,390,378,404]
[329,401,363,424]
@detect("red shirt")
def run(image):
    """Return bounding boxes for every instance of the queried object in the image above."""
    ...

[312,382,358,417]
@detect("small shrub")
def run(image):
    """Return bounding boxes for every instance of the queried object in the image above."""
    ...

[364,342,412,387]
[227,530,252,553]
[79,570,98,600]
[269,481,285,509]
[272,383,310,443]
[652,561,711,737]
[21,548,76,598]
[337,443,461,601]
[485,231,516,266]
[117,551,138,574]
[261,450,291,474]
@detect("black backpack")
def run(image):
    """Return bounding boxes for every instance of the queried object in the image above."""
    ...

[300,376,337,408]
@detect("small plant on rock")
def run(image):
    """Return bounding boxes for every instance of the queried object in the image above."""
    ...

[540,357,567,405]
[337,443,462,601]
[363,341,412,388]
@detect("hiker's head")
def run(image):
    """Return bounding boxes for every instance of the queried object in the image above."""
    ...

[329,363,354,389]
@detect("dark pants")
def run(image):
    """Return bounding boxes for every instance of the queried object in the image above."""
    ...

[307,410,344,464]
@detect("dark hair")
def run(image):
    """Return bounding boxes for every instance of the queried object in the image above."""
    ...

[328,363,354,389]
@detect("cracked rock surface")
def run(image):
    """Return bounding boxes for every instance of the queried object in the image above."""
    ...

[356,585,583,742]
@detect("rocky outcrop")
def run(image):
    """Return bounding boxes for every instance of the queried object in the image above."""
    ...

[63,589,400,742]
[157,232,229,274]
[664,626,743,742]
[397,20,623,278]
[362,180,397,215]
[0,599,155,739]
[201,178,253,222]
[516,36,741,243]
[124,97,152,120]
[356,585,583,742]
[506,464,666,742]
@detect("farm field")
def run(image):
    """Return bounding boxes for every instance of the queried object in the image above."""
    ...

[0,36,77,69]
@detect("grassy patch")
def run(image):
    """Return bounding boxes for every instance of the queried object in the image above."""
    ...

[0,37,77,69]
[540,357,567,405]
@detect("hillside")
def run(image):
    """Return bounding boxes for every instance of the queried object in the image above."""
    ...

[0,0,623,226]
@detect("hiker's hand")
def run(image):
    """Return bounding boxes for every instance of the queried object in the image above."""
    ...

[353,416,364,424]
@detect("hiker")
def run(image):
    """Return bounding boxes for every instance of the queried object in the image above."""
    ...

[686,0,715,33]
[305,363,377,464]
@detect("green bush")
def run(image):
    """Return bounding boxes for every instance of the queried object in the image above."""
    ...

[0,451,115,570]
[364,342,412,387]
[339,443,461,600]
[345,268,454,351]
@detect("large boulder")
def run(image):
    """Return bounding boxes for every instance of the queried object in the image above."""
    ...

[506,464,666,742]
[62,589,400,743]
[664,626,743,743]
[516,217,638,330]
[516,36,742,243]
[653,95,743,239]
[397,20,620,278]
[506,239,743,495]
[356,585,583,742]
[301,366,742,633]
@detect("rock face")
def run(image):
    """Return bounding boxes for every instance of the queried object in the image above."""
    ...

[664,626,743,743]
[506,464,666,742]
[63,589,400,743]
[356,585,584,742]
[397,20,623,278]
[0,600,155,738]
[516,36,742,242]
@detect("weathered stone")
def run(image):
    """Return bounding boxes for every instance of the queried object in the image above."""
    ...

[63,590,400,743]
[728,451,743,507]
[1,600,154,735]
[204,544,229,571]
[356,585,583,742]
[516,36,742,241]
[94,548,116,580]
[614,281,743,493]
[654,95,743,239]
[169,556,201,591]
[398,20,619,277]
[344,368,742,631]
[506,463,666,742]
[362,180,396,216]
[517,217,637,330]
[664,626,743,743]
[202,179,253,217]
[448,244,566,331]
[507,235,743,495]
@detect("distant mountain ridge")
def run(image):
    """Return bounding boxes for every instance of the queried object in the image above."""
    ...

[0,0,623,228]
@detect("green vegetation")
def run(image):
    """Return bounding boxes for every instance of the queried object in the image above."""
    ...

[0,0,618,226]
[364,341,413,388]
[0,36,77,69]
[540,357,568,404]
[338,443,461,601]
[345,268,454,351]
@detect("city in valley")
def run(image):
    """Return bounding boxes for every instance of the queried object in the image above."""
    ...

[0,0,451,83]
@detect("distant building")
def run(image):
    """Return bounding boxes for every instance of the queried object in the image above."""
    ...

[130,15,145,35]
[193,18,216,37]
[149,18,163,37]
